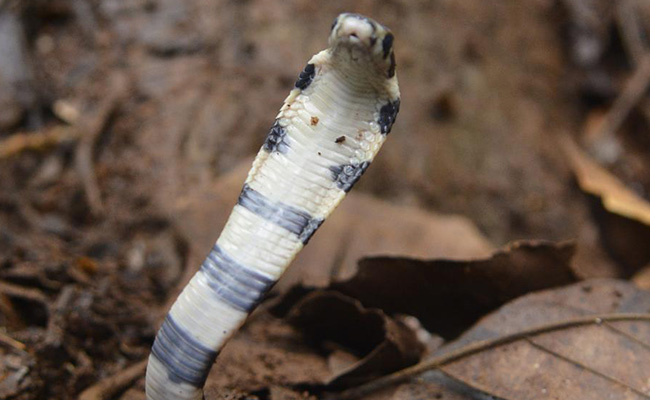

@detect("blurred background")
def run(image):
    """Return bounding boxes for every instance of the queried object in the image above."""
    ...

[2,0,650,398]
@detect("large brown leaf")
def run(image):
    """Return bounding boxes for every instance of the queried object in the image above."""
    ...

[562,137,650,274]
[287,291,425,388]
[333,240,577,338]
[340,279,650,400]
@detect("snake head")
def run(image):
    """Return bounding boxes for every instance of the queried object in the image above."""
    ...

[329,13,396,78]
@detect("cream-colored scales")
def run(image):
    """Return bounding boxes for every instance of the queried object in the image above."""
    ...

[146,13,400,400]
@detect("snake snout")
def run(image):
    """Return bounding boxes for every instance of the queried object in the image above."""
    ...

[330,13,377,49]
[329,13,396,76]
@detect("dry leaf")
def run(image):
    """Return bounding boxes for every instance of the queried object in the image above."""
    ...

[436,279,650,399]
[563,136,650,224]
[287,291,425,388]
[562,136,650,272]
[356,279,650,400]
[332,240,577,338]
[632,264,650,290]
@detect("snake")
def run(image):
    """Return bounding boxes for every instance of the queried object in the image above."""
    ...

[145,13,400,399]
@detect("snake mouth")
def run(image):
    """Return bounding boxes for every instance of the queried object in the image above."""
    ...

[329,13,395,75]
[330,14,387,54]
[331,14,376,47]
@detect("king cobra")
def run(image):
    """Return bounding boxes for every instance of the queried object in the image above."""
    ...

[145,13,400,399]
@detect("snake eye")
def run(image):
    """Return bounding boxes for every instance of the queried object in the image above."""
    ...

[382,33,394,58]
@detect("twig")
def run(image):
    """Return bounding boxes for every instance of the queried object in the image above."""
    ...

[1,72,127,214]
[615,0,647,65]
[70,0,98,40]
[0,366,29,399]
[0,5,40,128]
[591,53,650,141]
[544,299,650,353]
[44,285,76,348]
[0,280,48,304]
[77,359,147,400]
[0,127,77,159]
[73,72,128,216]
[0,329,26,351]
[330,313,650,400]
[614,0,650,124]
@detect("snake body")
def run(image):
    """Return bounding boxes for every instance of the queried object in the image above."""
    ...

[145,13,400,399]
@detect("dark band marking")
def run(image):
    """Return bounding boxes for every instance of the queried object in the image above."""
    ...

[295,63,316,90]
[238,184,323,244]
[382,33,394,59]
[238,184,310,235]
[263,120,290,154]
[201,244,275,311]
[378,99,400,134]
[330,161,371,192]
[208,244,273,287]
[387,52,396,78]
[151,315,218,387]
[300,218,324,244]
[331,17,339,31]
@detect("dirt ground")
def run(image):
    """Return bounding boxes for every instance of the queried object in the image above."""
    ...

[2,0,650,399]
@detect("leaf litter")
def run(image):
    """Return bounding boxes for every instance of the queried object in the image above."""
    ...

[332,240,578,338]
[3,1,650,399]
[286,291,424,388]
[200,239,581,398]
[562,136,650,274]
[335,279,650,400]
